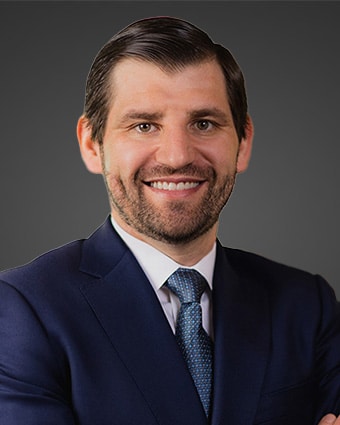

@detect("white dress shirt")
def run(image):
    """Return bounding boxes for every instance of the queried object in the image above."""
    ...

[111,217,216,338]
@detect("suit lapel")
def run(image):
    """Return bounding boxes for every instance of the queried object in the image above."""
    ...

[77,220,270,424]
[211,243,270,425]
[78,219,207,425]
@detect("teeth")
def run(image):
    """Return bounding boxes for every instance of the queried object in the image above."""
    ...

[150,181,199,191]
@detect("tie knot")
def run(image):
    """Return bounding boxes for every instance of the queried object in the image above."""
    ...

[165,268,207,304]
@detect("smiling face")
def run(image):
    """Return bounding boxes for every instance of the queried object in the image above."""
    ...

[78,58,253,252]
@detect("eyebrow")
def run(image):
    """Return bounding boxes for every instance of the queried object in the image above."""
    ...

[118,107,230,126]
[118,111,163,125]
[188,108,230,125]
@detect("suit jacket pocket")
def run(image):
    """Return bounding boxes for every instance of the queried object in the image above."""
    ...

[254,379,317,425]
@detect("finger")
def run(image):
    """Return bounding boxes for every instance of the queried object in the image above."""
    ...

[319,414,337,425]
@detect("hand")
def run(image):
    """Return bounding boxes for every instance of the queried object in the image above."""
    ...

[319,414,340,425]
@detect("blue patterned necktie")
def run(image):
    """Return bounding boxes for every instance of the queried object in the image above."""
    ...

[165,268,213,418]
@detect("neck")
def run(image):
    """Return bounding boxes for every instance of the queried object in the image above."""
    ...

[112,214,218,266]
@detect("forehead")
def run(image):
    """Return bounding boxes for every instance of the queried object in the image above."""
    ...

[107,58,229,112]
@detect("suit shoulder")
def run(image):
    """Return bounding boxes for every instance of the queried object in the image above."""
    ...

[224,246,307,274]
[223,246,312,277]
[221,246,339,324]
[221,246,331,296]
[0,239,84,288]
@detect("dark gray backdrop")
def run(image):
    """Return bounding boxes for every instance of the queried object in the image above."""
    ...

[1,1,339,297]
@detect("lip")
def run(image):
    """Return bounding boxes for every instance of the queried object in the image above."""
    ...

[143,177,206,198]
[144,177,204,184]
[150,181,200,191]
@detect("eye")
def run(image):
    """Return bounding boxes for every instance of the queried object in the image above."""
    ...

[195,120,213,131]
[136,123,155,133]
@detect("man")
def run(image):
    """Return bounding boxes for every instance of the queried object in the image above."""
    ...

[0,16,339,425]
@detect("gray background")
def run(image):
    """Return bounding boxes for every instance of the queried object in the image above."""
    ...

[1,1,339,297]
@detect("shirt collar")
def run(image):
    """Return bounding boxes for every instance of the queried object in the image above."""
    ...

[110,216,216,291]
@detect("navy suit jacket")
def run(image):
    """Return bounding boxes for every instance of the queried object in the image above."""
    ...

[0,218,340,425]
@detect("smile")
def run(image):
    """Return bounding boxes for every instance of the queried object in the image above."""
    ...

[149,181,200,191]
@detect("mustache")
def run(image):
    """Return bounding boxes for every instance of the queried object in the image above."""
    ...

[137,164,216,180]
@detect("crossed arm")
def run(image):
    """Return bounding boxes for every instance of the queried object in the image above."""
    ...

[1,272,340,424]
[319,415,340,425]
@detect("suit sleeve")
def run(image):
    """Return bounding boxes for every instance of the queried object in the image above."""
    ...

[0,280,76,425]
[315,275,340,423]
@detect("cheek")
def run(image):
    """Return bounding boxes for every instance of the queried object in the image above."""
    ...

[204,144,239,175]
[103,144,150,179]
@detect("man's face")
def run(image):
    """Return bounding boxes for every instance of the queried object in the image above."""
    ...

[81,58,252,245]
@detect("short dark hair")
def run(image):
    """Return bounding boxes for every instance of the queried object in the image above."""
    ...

[83,16,248,143]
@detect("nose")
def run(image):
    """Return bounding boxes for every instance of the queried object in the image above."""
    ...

[155,128,196,169]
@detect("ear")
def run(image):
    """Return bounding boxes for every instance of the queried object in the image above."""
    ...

[77,116,103,174]
[236,114,254,174]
